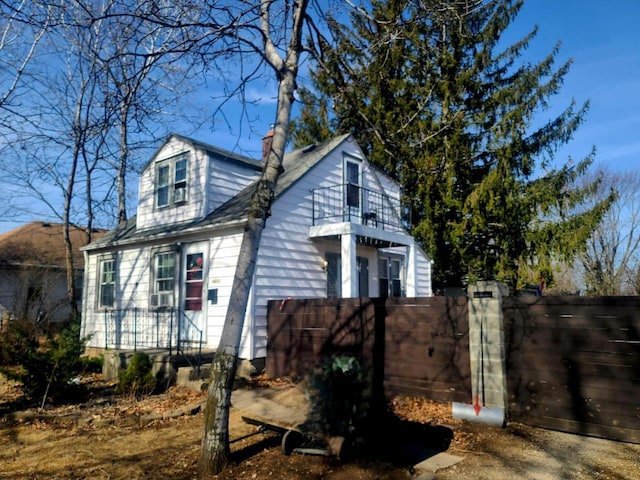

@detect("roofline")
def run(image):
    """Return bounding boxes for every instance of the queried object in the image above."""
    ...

[0,261,83,271]
[274,133,353,199]
[142,132,263,172]
[84,133,357,251]
[82,218,248,252]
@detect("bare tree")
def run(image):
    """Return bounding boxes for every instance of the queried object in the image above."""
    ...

[579,167,640,295]
[0,1,52,223]
[3,0,207,316]
[198,0,314,475]
[0,1,51,118]
[88,0,205,223]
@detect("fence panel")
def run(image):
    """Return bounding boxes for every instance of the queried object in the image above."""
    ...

[504,296,640,443]
[266,296,470,403]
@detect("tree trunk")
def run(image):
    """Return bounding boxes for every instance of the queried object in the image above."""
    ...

[117,103,129,224]
[63,132,81,321]
[199,1,306,473]
[199,73,295,475]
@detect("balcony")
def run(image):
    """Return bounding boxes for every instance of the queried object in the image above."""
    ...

[312,184,408,231]
[310,184,411,248]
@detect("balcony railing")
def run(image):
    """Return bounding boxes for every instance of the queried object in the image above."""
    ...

[312,184,408,233]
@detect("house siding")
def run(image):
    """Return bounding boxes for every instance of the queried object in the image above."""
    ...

[414,244,432,296]
[248,137,424,358]
[136,138,260,232]
[136,138,207,230]
[83,245,152,348]
[207,155,260,213]
[204,232,244,352]
[81,134,433,361]
[250,142,349,357]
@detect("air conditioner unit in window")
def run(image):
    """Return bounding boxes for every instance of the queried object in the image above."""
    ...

[174,187,187,203]
[150,293,173,308]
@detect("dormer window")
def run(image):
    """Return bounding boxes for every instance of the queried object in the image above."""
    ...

[156,154,188,208]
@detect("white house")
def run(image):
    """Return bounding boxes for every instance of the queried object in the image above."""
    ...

[80,133,432,361]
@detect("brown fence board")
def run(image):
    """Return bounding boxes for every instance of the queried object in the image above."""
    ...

[504,295,640,444]
[267,294,639,444]
[266,296,470,404]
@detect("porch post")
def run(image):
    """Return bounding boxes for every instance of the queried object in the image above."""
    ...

[341,232,358,297]
[405,242,417,297]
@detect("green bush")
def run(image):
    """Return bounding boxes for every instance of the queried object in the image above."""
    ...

[0,318,89,405]
[79,355,103,374]
[0,318,38,367]
[116,352,157,397]
[306,355,370,437]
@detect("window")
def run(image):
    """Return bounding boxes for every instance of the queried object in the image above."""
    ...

[151,250,176,308]
[99,257,116,308]
[389,259,403,297]
[326,252,341,298]
[156,154,188,208]
[156,252,175,292]
[378,258,389,298]
[357,256,369,298]
[345,159,361,209]
[379,256,403,298]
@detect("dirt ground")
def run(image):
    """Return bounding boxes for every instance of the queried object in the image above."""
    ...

[1,374,639,480]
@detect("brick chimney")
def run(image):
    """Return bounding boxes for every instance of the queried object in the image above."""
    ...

[261,127,274,162]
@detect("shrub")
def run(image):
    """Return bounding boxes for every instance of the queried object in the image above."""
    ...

[116,352,157,397]
[0,317,39,367]
[79,355,103,374]
[306,355,370,437]
[0,318,89,405]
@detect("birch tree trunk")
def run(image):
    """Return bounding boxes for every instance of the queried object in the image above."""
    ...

[199,0,308,475]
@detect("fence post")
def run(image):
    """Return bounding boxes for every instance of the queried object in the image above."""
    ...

[454,281,509,426]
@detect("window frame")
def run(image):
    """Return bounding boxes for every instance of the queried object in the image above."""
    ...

[150,247,177,308]
[155,153,189,209]
[326,252,341,298]
[378,255,404,298]
[97,254,116,310]
[344,155,362,211]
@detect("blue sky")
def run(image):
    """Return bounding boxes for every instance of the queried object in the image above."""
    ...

[193,0,640,171]
[507,0,640,173]
[1,0,639,234]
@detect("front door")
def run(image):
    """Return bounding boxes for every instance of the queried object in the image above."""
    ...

[180,243,207,346]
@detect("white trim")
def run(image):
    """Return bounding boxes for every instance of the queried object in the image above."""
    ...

[309,221,414,246]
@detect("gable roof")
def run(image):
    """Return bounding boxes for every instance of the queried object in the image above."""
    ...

[85,133,353,250]
[143,132,263,172]
[202,133,352,225]
[0,221,106,268]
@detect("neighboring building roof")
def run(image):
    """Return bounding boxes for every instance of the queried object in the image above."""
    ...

[85,134,352,250]
[0,221,106,268]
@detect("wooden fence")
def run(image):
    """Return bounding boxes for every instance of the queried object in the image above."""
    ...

[266,294,640,444]
[266,296,470,403]
[503,295,640,443]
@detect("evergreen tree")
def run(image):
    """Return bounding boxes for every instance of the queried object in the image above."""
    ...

[293,0,613,291]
